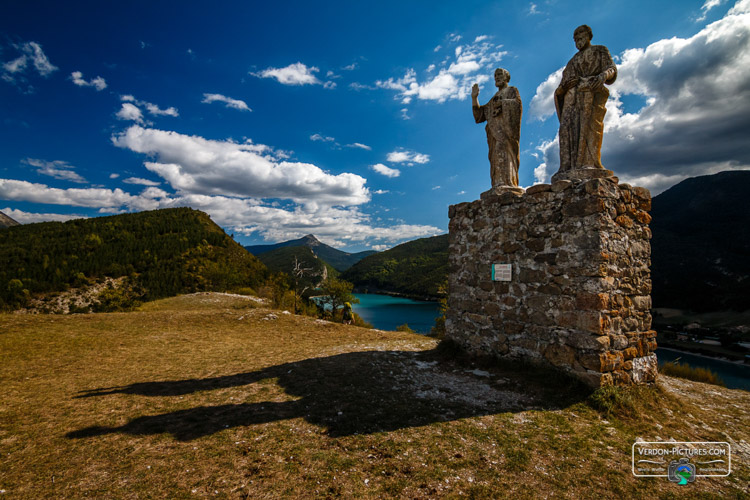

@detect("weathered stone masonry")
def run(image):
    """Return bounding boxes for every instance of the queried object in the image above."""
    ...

[446,177,658,387]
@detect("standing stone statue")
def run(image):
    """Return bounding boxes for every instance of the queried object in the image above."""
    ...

[553,25,617,181]
[472,68,522,192]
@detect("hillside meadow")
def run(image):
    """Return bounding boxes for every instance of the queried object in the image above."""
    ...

[1,293,748,498]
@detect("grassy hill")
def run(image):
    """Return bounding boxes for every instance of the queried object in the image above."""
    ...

[342,234,448,300]
[0,207,268,311]
[246,234,376,272]
[0,293,747,498]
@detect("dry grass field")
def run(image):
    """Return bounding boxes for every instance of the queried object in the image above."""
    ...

[1,293,748,498]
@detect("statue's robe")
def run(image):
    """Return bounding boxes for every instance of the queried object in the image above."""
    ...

[555,45,617,171]
[473,86,522,187]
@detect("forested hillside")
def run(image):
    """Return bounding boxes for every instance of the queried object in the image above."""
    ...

[342,234,448,299]
[0,208,268,310]
[257,246,337,292]
[650,170,750,312]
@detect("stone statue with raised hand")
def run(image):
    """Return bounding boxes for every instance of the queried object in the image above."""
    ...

[553,24,617,182]
[472,68,523,193]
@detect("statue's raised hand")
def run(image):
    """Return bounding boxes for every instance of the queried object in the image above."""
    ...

[471,83,479,99]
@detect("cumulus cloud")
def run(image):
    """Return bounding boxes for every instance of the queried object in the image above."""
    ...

[201,93,251,111]
[371,163,401,178]
[251,62,321,85]
[111,125,370,208]
[530,1,750,193]
[386,150,430,165]
[23,158,87,184]
[375,36,506,104]
[2,41,57,90]
[70,71,107,91]
[1,207,86,224]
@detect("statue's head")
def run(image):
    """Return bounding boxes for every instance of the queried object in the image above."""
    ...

[494,68,510,88]
[574,25,593,50]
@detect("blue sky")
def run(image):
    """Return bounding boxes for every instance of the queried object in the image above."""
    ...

[1,0,749,251]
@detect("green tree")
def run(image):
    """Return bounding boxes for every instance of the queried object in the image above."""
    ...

[319,277,358,321]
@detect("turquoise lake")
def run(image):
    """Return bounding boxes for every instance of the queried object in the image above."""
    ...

[351,293,440,334]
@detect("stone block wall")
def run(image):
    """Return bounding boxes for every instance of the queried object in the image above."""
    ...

[446,177,658,387]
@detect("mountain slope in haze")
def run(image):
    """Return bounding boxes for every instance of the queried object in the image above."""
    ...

[0,207,269,310]
[0,210,20,228]
[246,234,376,272]
[342,234,448,300]
[650,170,750,312]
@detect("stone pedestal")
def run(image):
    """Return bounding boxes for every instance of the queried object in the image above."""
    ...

[446,177,657,387]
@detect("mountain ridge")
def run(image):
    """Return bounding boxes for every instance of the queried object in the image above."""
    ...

[245,234,376,272]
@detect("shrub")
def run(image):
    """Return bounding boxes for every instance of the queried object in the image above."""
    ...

[659,361,725,387]
[396,323,415,333]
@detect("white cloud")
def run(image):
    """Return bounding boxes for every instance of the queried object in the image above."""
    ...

[70,71,107,91]
[118,95,178,119]
[386,150,430,165]
[374,189,389,194]
[202,93,251,112]
[310,133,335,142]
[376,37,506,104]
[23,158,87,184]
[431,185,441,190]
[0,179,441,249]
[342,63,358,71]
[111,125,370,208]
[530,1,750,193]
[123,177,161,186]
[400,108,411,120]
[116,103,145,124]
[2,41,57,89]
[349,82,375,91]
[371,163,401,178]
[528,68,563,122]
[251,62,321,85]
[697,0,725,21]
[323,81,337,89]
[346,142,372,151]
[144,102,179,117]
[1,207,86,224]
[109,173,120,179]
[529,3,541,15]
[0,179,160,211]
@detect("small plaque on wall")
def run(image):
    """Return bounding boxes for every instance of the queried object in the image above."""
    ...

[492,263,512,282]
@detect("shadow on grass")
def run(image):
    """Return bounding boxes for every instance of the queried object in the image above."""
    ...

[68,345,591,441]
